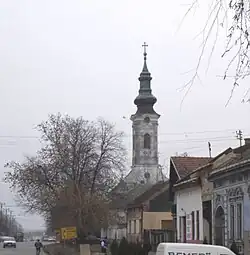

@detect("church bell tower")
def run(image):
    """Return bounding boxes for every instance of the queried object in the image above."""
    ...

[126,43,161,184]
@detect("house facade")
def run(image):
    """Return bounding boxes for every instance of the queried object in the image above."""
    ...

[172,144,250,245]
[102,182,153,240]
[175,182,203,243]
[104,209,127,240]
[126,181,174,250]
[169,156,211,242]
[209,138,250,255]
[173,159,215,244]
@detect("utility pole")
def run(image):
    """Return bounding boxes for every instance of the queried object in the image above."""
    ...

[236,130,243,147]
[0,203,2,233]
[9,210,13,236]
[0,203,2,221]
[4,208,8,233]
[208,142,212,158]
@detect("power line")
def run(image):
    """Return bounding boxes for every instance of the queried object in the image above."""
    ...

[0,135,248,149]
[157,128,249,136]
[0,127,249,140]
[0,135,39,139]
[159,135,239,144]
[0,132,248,142]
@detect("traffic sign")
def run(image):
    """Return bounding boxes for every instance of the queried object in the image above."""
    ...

[61,226,77,240]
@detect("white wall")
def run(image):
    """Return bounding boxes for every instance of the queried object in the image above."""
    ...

[101,209,127,240]
[176,186,203,242]
[101,226,126,240]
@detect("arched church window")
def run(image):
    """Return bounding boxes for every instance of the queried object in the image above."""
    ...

[144,133,151,149]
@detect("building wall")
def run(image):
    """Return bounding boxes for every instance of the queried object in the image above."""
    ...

[169,163,179,202]
[149,189,172,212]
[101,225,127,240]
[127,207,142,242]
[200,169,213,201]
[131,114,159,167]
[102,209,127,240]
[203,218,210,243]
[212,169,250,254]
[143,212,172,230]
[127,208,173,243]
[176,186,203,243]
[126,113,161,184]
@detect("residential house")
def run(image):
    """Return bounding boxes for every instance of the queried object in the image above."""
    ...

[169,156,211,241]
[101,181,153,240]
[208,138,250,255]
[172,146,244,244]
[126,181,174,250]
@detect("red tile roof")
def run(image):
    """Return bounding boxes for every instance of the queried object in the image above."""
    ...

[171,156,211,179]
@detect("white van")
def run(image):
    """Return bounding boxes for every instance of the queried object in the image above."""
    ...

[156,243,236,255]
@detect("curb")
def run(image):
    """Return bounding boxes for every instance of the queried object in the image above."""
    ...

[43,247,50,255]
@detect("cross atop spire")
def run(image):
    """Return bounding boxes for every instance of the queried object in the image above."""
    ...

[142,42,148,59]
[141,42,149,72]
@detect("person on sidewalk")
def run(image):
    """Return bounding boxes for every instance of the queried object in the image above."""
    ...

[101,237,108,254]
[35,239,43,255]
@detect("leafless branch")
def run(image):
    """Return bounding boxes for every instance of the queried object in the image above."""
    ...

[181,0,250,104]
[4,113,126,234]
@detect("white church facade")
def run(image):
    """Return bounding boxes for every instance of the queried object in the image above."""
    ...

[125,44,163,185]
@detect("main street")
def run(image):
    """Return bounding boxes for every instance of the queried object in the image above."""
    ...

[0,241,47,255]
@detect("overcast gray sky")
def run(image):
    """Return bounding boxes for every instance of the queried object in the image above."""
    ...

[0,0,249,231]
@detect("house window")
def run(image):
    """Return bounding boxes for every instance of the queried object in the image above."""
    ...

[128,220,131,234]
[243,171,248,180]
[179,216,182,241]
[144,133,151,149]
[134,220,136,233]
[139,219,142,233]
[236,203,242,239]
[215,179,223,188]
[183,216,187,243]
[230,176,236,183]
[238,175,243,182]
[191,211,195,240]
[230,204,235,239]
[196,210,200,240]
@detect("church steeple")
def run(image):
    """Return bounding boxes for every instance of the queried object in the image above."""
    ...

[134,42,158,115]
[126,43,162,185]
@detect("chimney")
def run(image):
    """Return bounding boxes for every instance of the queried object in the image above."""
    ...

[244,138,250,145]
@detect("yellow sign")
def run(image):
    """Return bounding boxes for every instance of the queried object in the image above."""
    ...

[61,226,77,240]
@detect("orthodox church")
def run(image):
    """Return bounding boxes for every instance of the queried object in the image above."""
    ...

[124,43,164,185]
[102,45,166,240]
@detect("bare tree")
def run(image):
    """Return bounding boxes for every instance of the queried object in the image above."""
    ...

[53,182,110,236]
[182,0,250,104]
[4,113,126,234]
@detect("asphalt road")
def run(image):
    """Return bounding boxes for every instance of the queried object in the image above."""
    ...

[0,241,47,255]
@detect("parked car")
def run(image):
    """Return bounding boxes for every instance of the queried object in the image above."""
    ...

[3,236,16,248]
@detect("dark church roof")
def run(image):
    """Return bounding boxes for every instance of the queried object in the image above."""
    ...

[109,181,154,210]
[127,180,169,208]
[133,44,159,116]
